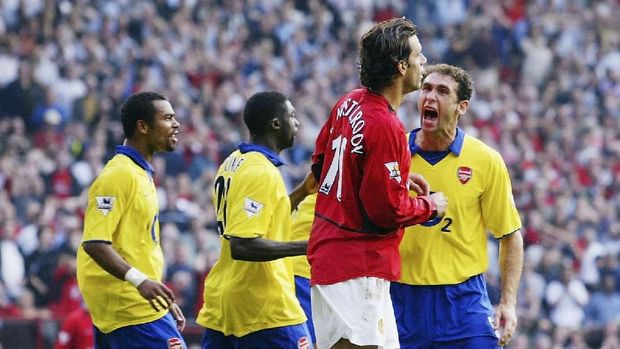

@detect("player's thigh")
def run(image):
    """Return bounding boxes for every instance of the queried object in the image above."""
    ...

[201,327,233,349]
[312,277,399,349]
[94,326,112,349]
[295,275,316,343]
[331,338,378,349]
[434,335,501,349]
[103,314,186,349]
[236,323,313,349]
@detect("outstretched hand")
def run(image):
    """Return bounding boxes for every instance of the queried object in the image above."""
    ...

[137,279,176,312]
[408,172,430,196]
[494,302,517,347]
[301,171,319,195]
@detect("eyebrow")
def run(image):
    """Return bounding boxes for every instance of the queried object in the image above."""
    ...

[423,82,452,91]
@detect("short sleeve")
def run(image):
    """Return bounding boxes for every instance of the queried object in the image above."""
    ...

[82,167,132,243]
[223,164,279,239]
[481,151,522,238]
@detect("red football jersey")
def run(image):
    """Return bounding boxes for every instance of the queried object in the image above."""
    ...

[309,88,435,285]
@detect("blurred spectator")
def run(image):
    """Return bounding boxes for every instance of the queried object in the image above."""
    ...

[25,227,59,307]
[54,303,94,349]
[0,218,25,299]
[584,274,620,327]
[545,264,589,330]
[0,61,44,128]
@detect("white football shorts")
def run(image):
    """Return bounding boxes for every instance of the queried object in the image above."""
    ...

[311,277,399,349]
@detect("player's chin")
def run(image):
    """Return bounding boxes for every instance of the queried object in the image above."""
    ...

[166,141,177,152]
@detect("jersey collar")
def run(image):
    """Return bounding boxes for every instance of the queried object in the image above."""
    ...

[408,127,465,156]
[116,145,155,176]
[366,88,396,113]
[238,142,285,167]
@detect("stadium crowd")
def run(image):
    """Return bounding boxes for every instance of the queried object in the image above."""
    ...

[0,0,619,347]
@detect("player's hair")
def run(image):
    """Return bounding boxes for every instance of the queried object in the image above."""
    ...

[359,18,418,91]
[422,64,474,101]
[243,91,288,136]
[120,91,168,138]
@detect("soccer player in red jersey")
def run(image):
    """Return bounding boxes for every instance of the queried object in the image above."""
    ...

[308,18,447,349]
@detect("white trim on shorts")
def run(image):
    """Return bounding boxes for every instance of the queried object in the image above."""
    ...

[311,277,399,349]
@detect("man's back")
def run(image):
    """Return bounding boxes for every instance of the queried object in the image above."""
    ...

[196,149,305,337]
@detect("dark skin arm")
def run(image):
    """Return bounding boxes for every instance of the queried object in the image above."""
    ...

[229,237,308,262]
[82,241,184,327]
[229,170,315,262]
[289,171,318,212]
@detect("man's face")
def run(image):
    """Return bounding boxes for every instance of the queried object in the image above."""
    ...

[277,100,299,150]
[403,35,427,93]
[147,100,180,152]
[418,72,466,134]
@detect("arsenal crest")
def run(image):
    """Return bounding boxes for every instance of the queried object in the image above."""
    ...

[457,166,472,184]
[167,338,183,349]
[298,336,310,349]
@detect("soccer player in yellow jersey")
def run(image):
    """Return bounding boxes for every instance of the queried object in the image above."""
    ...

[391,64,524,349]
[196,91,317,349]
[77,92,186,348]
[290,193,317,344]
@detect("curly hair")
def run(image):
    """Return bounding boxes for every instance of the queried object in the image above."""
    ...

[243,91,288,136]
[422,64,474,101]
[359,18,418,91]
[120,91,168,138]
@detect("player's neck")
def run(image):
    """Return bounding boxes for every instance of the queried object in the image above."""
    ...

[250,136,280,154]
[378,84,405,112]
[123,139,153,162]
[416,128,456,151]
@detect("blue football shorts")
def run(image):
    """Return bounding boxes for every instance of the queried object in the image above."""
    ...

[390,274,501,349]
[201,323,313,349]
[294,275,316,343]
[94,313,186,349]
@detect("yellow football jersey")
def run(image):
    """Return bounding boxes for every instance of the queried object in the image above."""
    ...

[196,148,306,336]
[399,130,522,285]
[77,150,165,333]
[290,194,316,279]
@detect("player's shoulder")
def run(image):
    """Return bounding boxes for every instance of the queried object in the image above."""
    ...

[93,156,137,187]
[223,151,280,178]
[463,135,505,163]
[101,155,134,176]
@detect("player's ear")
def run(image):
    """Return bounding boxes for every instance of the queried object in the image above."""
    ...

[398,60,408,75]
[136,120,149,135]
[457,100,469,116]
[271,118,281,129]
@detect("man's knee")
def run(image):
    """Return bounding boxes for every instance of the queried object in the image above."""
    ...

[331,338,378,349]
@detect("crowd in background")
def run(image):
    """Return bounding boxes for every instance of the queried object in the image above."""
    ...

[0,0,619,348]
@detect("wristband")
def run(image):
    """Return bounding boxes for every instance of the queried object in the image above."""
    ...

[125,267,148,287]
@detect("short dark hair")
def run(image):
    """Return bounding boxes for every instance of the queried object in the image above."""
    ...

[120,91,168,138]
[243,91,288,136]
[359,18,418,91]
[422,64,474,101]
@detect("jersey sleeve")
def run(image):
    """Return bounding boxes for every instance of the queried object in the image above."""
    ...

[82,166,133,243]
[223,164,279,239]
[290,193,316,241]
[481,150,522,238]
[359,119,434,230]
